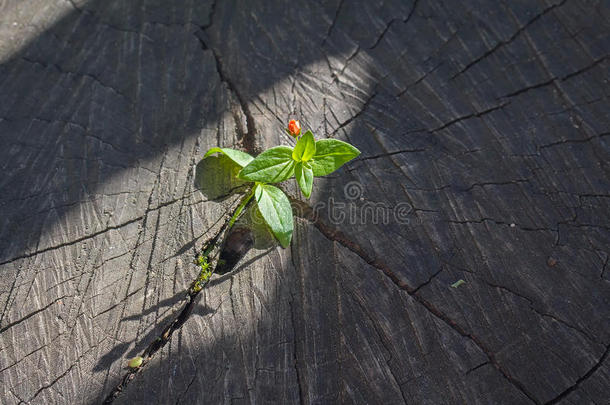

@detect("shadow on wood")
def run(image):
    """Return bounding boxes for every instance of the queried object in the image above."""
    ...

[1,0,609,404]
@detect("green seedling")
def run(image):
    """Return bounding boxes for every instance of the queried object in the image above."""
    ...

[128,356,143,369]
[204,119,360,247]
[451,279,466,288]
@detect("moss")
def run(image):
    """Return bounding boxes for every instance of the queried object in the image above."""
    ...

[191,254,212,293]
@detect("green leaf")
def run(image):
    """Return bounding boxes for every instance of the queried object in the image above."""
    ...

[255,184,293,247]
[128,357,144,368]
[310,139,360,176]
[204,147,254,168]
[451,279,466,288]
[295,162,314,198]
[292,130,316,162]
[238,146,296,183]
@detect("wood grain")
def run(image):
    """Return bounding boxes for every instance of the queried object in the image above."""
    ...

[0,0,608,404]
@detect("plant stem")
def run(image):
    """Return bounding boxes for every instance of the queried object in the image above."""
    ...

[190,187,255,294]
[228,187,255,229]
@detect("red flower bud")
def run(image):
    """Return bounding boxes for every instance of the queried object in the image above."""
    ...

[287,119,301,137]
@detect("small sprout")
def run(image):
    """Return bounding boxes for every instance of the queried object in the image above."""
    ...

[128,356,143,368]
[451,279,466,288]
[204,119,360,247]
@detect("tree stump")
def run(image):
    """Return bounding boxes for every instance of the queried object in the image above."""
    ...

[0,0,608,404]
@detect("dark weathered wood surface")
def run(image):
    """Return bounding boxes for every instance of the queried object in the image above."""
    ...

[1,0,609,404]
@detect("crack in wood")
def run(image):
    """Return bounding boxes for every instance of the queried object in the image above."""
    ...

[323,0,347,46]
[195,28,257,154]
[2,0,609,402]
[288,297,307,405]
[497,54,608,100]
[291,199,542,403]
[101,192,252,403]
[345,287,409,402]
[20,56,131,102]
[411,266,444,294]
[369,0,419,50]
[451,0,568,80]
[480,278,603,346]
[465,361,489,375]
[544,344,609,404]
[538,132,610,151]
[330,91,378,137]
[0,295,68,334]
[430,101,510,132]
[0,192,205,266]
